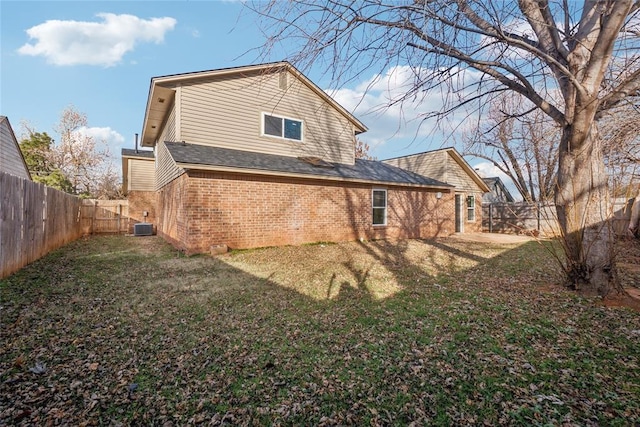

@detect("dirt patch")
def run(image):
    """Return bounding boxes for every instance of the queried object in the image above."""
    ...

[617,238,640,290]
[603,289,640,311]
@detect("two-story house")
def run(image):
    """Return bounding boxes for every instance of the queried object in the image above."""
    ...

[124,62,462,254]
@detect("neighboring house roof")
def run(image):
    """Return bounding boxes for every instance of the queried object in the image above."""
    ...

[383,147,490,193]
[141,61,368,148]
[164,142,453,189]
[122,148,155,159]
[0,116,31,180]
[482,177,516,202]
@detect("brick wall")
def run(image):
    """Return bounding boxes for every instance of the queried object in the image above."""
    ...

[157,170,455,254]
[156,173,189,250]
[127,190,158,234]
[466,192,484,233]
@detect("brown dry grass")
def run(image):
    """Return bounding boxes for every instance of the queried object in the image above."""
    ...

[1,235,639,426]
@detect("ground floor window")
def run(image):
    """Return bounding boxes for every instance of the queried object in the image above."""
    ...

[467,195,476,221]
[372,189,387,225]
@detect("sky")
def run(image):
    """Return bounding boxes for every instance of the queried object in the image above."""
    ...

[0,0,507,184]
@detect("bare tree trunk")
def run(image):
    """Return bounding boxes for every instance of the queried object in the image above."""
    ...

[555,128,620,297]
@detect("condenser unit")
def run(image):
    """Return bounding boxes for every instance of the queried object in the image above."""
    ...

[134,222,153,236]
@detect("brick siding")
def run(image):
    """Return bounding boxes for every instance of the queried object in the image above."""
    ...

[156,171,456,254]
[465,192,484,233]
[127,190,158,234]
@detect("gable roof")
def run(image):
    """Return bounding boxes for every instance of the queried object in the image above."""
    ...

[384,147,490,193]
[482,177,515,202]
[141,61,368,147]
[164,142,452,190]
[0,116,31,180]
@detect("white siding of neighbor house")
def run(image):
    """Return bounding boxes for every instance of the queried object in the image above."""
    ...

[176,70,357,165]
[0,117,30,180]
[128,158,155,191]
[155,141,184,190]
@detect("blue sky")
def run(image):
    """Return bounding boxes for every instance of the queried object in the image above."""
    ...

[1,1,502,179]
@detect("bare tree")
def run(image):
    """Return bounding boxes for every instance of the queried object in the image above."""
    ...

[53,106,117,198]
[20,106,120,198]
[355,138,376,160]
[252,0,640,297]
[464,93,558,202]
[599,103,640,197]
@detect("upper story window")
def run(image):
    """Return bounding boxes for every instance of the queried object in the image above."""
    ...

[263,113,303,141]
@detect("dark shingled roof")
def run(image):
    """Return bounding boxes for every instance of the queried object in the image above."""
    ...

[164,142,451,188]
[122,148,154,159]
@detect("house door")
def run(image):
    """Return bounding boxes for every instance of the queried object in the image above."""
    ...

[455,194,463,233]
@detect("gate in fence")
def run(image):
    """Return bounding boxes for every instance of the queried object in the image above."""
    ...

[80,200,130,234]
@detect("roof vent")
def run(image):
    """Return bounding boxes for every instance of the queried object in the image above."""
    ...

[298,156,333,169]
[134,222,153,236]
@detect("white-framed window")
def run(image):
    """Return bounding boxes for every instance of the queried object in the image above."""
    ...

[466,195,476,221]
[262,113,303,141]
[372,189,387,226]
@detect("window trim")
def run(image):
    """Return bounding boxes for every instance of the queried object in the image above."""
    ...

[261,112,303,142]
[466,195,476,222]
[372,188,387,226]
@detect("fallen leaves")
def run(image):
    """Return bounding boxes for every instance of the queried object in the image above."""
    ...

[1,235,639,425]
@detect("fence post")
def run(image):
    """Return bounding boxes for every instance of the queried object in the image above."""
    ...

[118,203,122,234]
[91,200,97,234]
[489,203,493,233]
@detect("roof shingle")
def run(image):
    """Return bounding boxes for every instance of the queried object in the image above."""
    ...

[164,142,451,188]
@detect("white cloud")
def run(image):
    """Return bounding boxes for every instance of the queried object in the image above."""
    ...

[74,126,125,154]
[328,65,481,155]
[18,13,177,67]
[473,161,509,180]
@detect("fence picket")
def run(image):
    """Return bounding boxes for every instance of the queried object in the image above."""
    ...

[1,172,131,279]
[482,199,634,237]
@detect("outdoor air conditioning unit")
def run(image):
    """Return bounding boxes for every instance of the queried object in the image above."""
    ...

[134,222,153,236]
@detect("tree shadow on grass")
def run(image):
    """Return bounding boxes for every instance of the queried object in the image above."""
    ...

[3,235,638,426]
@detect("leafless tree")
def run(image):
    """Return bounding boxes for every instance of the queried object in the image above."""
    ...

[355,138,376,160]
[52,106,119,198]
[464,93,558,202]
[599,103,640,197]
[251,0,640,297]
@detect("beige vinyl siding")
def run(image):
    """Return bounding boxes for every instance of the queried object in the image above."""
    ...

[0,118,30,180]
[444,153,483,193]
[158,102,177,143]
[128,158,156,191]
[179,70,356,165]
[385,151,483,193]
[156,141,185,190]
[384,151,449,183]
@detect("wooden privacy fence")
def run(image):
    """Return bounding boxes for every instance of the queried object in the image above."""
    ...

[1,172,84,279]
[1,172,132,279]
[483,198,634,237]
[80,199,130,234]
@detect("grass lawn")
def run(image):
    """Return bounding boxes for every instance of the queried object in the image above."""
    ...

[1,235,639,426]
